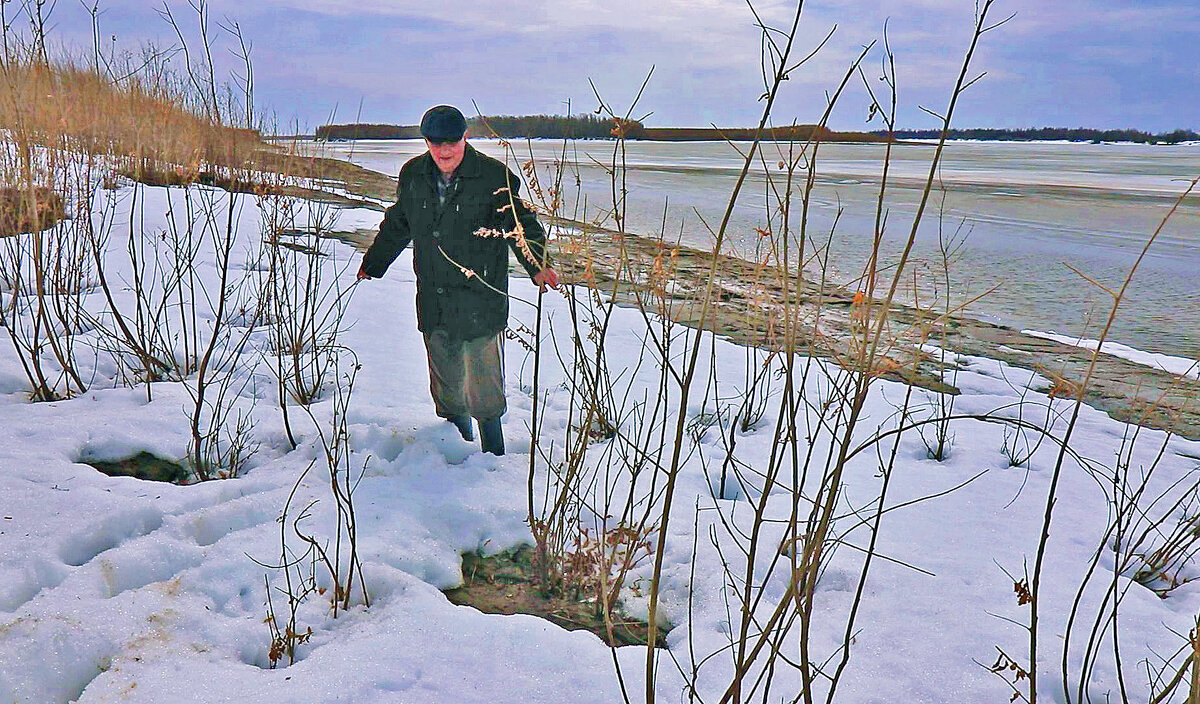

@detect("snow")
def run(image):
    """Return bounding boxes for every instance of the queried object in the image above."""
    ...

[2,175,1200,703]
[1023,329,1200,379]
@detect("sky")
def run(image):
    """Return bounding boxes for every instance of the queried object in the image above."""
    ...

[22,0,1200,133]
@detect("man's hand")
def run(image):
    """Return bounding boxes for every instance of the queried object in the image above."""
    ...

[357,262,373,281]
[533,267,559,293]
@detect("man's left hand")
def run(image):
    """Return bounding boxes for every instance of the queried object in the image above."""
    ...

[533,268,559,293]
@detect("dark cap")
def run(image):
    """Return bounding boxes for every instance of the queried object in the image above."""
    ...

[420,105,467,142]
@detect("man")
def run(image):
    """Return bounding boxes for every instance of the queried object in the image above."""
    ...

[357,105,558,456]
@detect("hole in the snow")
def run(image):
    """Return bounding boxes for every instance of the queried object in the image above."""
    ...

[442,545,670,648]
[84,451,189,484]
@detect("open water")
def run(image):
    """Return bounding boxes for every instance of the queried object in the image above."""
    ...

[323,139,1200,360]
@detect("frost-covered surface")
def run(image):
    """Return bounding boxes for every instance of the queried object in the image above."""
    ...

[1024,329,1200,379]
[1,180,1199,703]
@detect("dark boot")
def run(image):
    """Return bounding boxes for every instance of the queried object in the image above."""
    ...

[448,415,474,441]
[478,417,505,456]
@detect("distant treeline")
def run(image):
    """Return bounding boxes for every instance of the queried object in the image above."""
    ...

[316,115,884,142]
[472,114,616,139]
[878,127,1200,144]
[315,123,423,140]
[316,114,615,141]
[630,125,882,142]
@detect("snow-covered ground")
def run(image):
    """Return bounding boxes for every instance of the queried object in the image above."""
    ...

[2,179,1200,703]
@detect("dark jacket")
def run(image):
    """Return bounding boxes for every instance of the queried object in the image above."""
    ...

[361,144,549,340]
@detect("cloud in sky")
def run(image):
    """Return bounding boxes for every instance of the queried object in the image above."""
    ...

[25,0,1200,132]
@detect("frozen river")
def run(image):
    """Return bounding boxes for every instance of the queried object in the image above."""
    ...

[321,139,1200,360]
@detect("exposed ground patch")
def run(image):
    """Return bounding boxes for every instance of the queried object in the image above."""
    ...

[84,452,189,484]
[442,546,668,648]
[0,185,65,236]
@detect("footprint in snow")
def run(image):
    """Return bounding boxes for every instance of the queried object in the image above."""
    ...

[360,422,483,469]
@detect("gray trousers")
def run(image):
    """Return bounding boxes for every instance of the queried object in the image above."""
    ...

[424,330,506,420]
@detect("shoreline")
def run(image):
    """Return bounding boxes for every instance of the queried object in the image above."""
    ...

[278,149,1200,441]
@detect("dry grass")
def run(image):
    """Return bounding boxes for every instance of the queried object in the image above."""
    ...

[0,55,262,190]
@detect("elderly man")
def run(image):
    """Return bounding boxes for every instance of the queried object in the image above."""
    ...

[357,105,558,456]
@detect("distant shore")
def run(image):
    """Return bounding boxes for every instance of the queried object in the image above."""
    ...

[300,120,1199,145]
[311,121,885,143]
[885,127,1200,145]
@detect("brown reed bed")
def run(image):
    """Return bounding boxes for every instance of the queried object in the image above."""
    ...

[0,58,262,182]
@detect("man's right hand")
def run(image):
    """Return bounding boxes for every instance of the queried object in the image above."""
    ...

[533,267,559,292]
[357,262,372,281]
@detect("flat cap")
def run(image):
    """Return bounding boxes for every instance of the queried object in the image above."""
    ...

[420,105,467,142]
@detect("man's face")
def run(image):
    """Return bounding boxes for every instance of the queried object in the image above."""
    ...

[426,135,467,176]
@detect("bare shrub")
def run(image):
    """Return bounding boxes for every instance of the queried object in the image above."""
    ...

[508,4,1019,703]
[257,167,353,449]
[295,351,371,616]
